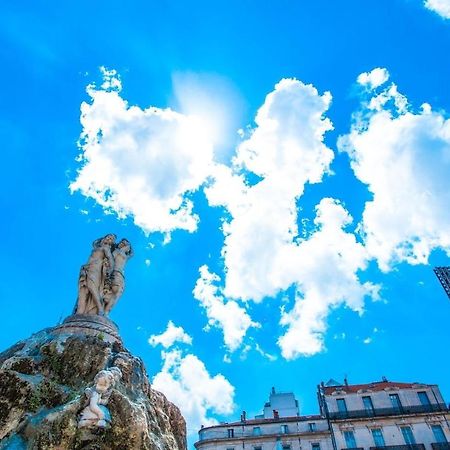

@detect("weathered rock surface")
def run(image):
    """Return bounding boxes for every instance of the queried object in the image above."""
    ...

[0,322,187,450]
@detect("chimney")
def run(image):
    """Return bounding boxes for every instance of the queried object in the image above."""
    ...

[272,386,276,394]
[273,409,279,419]
[242,411,246,421]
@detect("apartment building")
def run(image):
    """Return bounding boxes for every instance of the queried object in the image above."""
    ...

[319,379,450,450]
[194,380,450,450]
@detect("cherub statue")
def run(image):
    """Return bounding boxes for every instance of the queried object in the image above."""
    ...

[78,366,122,429]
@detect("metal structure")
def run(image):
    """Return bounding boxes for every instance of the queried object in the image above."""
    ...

[434,267,450,299]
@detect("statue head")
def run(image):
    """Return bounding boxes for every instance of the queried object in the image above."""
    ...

[93,234,117,248]
[117,238,133,256]
[94,367,122,394]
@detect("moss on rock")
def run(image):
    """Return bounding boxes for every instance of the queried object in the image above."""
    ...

[0,325,187,449]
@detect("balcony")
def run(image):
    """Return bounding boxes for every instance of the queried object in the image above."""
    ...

[370,445,425,450]
[197,427,325,444]
[328,404,448,420]
[431,444,450,450]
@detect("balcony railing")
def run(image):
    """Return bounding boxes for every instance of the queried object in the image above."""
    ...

[198,427,325,442]
[370,445,425,450]
[328,404,448,420]
[431,443,450,450]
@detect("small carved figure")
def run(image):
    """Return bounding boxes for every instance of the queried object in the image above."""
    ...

[78,366,122,429]
[103,239,134,314]
[74,234,116,316]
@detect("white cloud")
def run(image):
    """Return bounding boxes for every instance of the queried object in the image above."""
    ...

[205,78,334,302]
[339,69,450,271]
[152,349,235,434]
[254,343,277,362]
[424,0,450,19]
[363,337,372,344]
[333,332,346,340]
[148,321,192,348]
[193,265,260,352]
[357,68,389,90]
[99,66,122,91]
[277,198,379,358]
[70,68,215,235]
[204,79,380,358]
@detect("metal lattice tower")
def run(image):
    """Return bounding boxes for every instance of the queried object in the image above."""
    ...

[434,267,450,299]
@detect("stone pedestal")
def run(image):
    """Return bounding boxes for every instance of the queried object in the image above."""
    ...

[53,314,121,343]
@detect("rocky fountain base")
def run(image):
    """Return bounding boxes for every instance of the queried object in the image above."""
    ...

[0,318,186,450]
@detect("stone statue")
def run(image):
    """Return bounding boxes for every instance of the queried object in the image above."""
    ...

[78,366,122,429]
[104,238,134,314]
[74,234,132,316]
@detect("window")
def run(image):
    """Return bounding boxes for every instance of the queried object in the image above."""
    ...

[309,422,317,432]
[254,447,262,450]
[226,448,234,450]
[344,430,357,449]
[401,426,416,445]
[432,425,447,443]
[282,446,291,450]
[371,428,386,447]
[418,391,431,406]
[253,427,261,436]
[337,398,348,414]
[281,425,289,434]
[311,444,321,450]
[227,429,234,438]
[389,394,402,410]
[363,396,375,415]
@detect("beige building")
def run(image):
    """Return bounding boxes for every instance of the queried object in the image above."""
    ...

[194,380,450,450]
[320,379,450,450]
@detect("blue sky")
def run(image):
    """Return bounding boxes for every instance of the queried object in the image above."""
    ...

[1,0,450,444]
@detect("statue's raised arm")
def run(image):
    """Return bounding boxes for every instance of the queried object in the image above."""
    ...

[74,234,116,316]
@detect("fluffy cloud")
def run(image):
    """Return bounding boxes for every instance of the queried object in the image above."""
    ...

[193,265,260,352]
[152,349,235,434]
[424,0,450,19]
[357,68,389,89]
[277,198,379,358]
[206,78,334,301]
[204,79,380,358]
[339,69,450,271]
[70,67,215,235]
[148,321,192,348]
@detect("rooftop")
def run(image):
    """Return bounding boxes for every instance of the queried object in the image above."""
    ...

[322,380,432,395]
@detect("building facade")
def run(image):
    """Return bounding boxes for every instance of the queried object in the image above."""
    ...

[195,380,450,450]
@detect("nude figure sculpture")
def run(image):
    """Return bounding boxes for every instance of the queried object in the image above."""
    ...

[103,238,134,314]
[74,234,132,316]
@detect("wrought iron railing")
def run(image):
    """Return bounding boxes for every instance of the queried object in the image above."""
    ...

[328,404,448,420]
[369,445,425,450]
[197,426,327,442]
[431,443,450,450]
